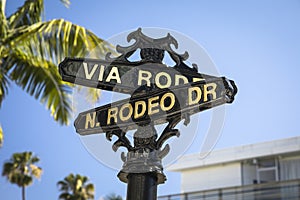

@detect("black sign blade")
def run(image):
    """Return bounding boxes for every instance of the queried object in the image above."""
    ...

[74,77,236,135]
[59,57,223,95]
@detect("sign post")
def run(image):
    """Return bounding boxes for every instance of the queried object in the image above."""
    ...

[59,28,237,200]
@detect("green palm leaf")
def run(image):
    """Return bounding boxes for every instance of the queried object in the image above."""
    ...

[59,192,72,200]
[7,0,43,29]
[8,19,110,64]
[4,50,71,124]
[2,19,112,124]
[0,0,8,38]
[2,151,42,188]
[0,64,9,105]
[58,173,95,200]
[105,193,123,200]
[85,183,95,198]
[0,1,9,105]
[0,0,113,144]
[60,0,71,8]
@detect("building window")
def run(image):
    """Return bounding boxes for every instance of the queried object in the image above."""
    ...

[256,158,279,183]
[279,156,300,181]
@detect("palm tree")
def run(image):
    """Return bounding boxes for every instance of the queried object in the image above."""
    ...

[104,193,123,200]
[57,173,95,200]
[2,151,42,200]
[0,0,110,134]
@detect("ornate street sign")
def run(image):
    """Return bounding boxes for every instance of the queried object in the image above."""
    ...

[58,28,238,199]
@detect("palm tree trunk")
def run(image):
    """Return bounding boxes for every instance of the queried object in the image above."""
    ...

[22,186,25,200]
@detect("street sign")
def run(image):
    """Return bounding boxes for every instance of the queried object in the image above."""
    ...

[59,57,219,94]
[59,28,238,199]
[74,77,235,135]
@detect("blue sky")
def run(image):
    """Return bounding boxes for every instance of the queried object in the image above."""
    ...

[1,0,300,199]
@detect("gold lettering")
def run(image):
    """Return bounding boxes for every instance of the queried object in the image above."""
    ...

[188,87,202,105]
[107,107,118,125]
[83,62,98,80]
[138,70,152,86]
[175,74,188,85]
[119,103,133,121]
[106,67,121,83]
[155,72,171,88]
[160,92,175,111]
[193,77,205,82]
[98,65,105,81]
[204,83,217,102]
[85,112,97,129]
[134,101,146,119]
[148,96,159,115]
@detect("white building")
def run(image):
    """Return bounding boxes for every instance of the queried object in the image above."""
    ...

[159,136,300,200]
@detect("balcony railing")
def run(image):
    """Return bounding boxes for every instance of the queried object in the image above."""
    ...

[158,179,300,200]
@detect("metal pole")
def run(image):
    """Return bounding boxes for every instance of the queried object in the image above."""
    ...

[126,172,158,200]
[117,125,167,200]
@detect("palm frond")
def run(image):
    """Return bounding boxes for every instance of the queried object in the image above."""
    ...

[4,50,72,125]
[2,152,41,188]
[59,192,72,200]
[57,180,69,192]
[60,0,71,8]
[86,88,101,104]
[105,193,123,200]
[30,156,40,163]
[0,0,8,38]
[29,164,42,179]
[0,62,10,107]
[2,162,14,176]
[9,19,113,64]
[85,183,95,196]
[58,173,95,200]
[2,19,114,124]
[7,0,43,29]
